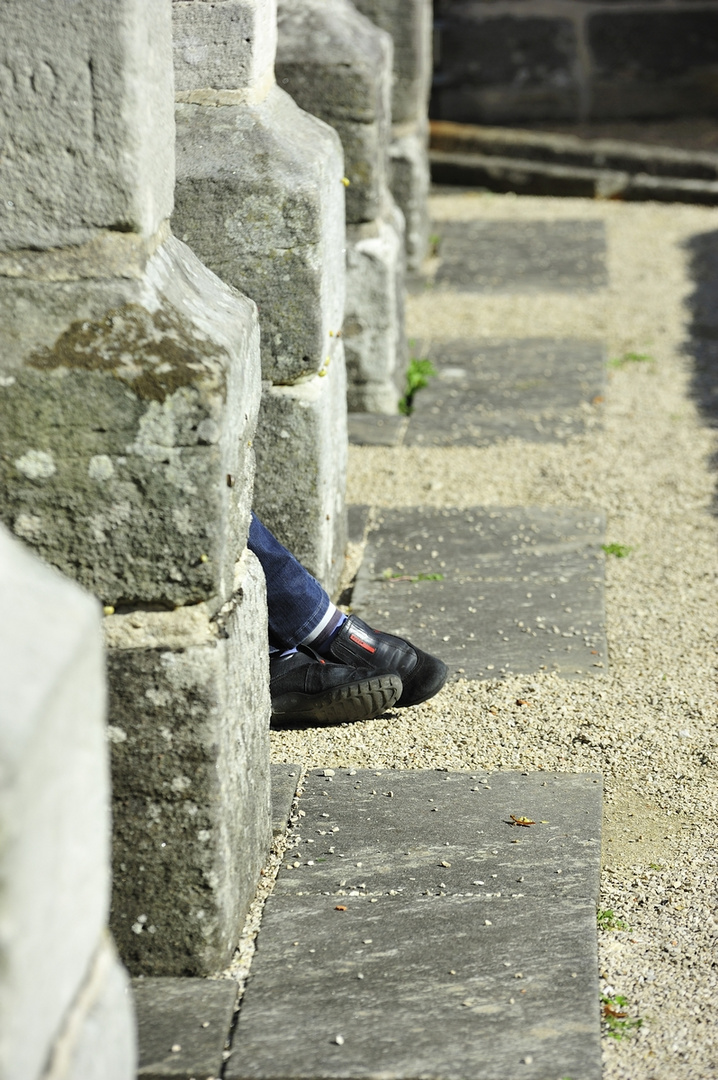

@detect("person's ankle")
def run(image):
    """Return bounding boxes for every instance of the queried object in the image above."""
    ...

[304,605,347,656]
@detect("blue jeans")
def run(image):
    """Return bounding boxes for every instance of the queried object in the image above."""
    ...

[248,513,331,651]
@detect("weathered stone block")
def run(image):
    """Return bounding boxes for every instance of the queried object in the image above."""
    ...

[44,935,137,1080]
[0,0,174,252]
[345,200,406,414]
[173,0,277,100]
[390,121,430,270]
[253,344,348,593]
[106,550,272,977]
[0,526,110,1080]
[0,236,260,609]
[588,10,718,119]
[276,0,390,124]
[432,14,580,124]
[173,87,345,383]
[276,0,392,223]
[354,0,432,125]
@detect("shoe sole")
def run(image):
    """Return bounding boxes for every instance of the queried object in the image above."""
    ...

[271,673,402,726]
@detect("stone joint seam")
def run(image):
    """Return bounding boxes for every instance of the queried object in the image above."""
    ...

[0,222,172,282]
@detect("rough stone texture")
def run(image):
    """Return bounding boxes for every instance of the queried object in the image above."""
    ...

[0,0,174,252]
[353,0,432,126]
[352,506,607,680]
[406,338,606,446]
[434,219,608,294]
[173,87,345,385]
[228,769,603,1080]
[132,978,237,1079]
[432,11,581,124]
[390,122,431,271]
[253,343,348,592]
[0,526,113,1080]
[0,236,260,609]
[44,936,137,1080]
[588,9,718,119]
[432,2,718,125]
[352,0,432,266]
[107,550,272,977]
[270,764,301,836]
[172,0,277,98]
[276,0,393,224]
[345,201,407,414]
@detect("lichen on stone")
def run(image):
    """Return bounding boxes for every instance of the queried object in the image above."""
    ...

[27,303,227,404]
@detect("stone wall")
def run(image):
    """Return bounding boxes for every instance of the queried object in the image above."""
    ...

[0,526,136,1080]
[0,0,433,1064]
[0,0,272,980]
[276,0,407,414]
[432,0,718,125]
[172,0,348,590]
[355,0,433,270]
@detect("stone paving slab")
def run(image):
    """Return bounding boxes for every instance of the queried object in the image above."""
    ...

[348,413,408,446]
[433,219,607,293]
[271,764,301,837]
[352,507,607,680]
[347,504,370,545]
[228,769,603,1080]
[132,977,237,1079]
[405,338,605,447]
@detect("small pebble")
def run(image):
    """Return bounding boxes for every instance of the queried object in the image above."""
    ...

[171,1044,181,1053]
[334,1035,345,1046]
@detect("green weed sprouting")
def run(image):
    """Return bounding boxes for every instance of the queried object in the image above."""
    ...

[601,994,643,1040]
[382,569,445,583]
[597,908,629,932]
[602,543,633,558]
[609,352,654,369]
[399,357,437,415]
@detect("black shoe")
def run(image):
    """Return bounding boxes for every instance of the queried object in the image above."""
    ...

[269,649,402,726]
[326,614,448,707]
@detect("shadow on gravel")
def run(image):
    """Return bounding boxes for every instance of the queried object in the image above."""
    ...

[683,230,718,511]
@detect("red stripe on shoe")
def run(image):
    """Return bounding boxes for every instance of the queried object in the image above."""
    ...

[349,633,376,653]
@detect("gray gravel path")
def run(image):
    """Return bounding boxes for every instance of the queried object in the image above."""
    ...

[271,193,718,1079]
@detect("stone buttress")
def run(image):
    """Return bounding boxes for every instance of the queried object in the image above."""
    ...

[276,0,408,415]
[354,0,432,270]
[0,0,271,978]
[0,527,136,1079]
[171,0,348,591]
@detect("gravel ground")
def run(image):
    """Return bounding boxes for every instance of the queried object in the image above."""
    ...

[270,194,718,1079]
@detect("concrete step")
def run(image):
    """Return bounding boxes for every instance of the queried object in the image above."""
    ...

[351,506,607,682]
[229,768,603,1080]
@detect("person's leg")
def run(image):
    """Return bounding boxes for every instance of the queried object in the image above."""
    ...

[248,513,344,652]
